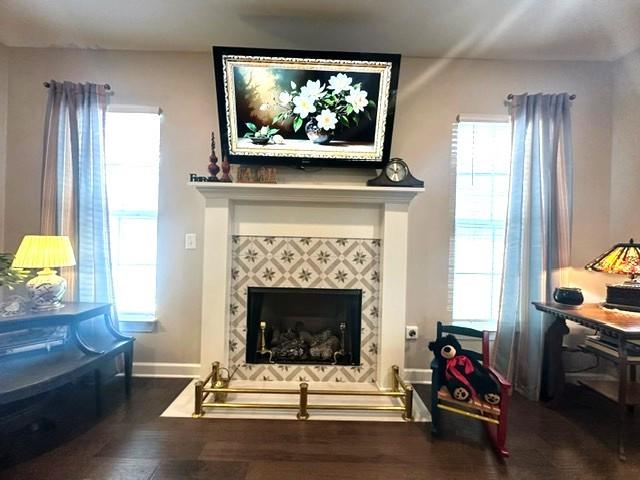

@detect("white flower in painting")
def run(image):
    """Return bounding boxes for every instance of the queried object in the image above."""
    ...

[292,95,316,119]
[346,87,368,113]
[272,134,284,144]
[258,126,269,136]
[300,80,326,100]
[315,109,338,131]
[328,73,353,93]
[290,81,297,89]
[279,91,292,105]
[259,103,269,111]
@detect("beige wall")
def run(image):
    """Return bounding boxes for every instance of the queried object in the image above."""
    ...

[0,43,8,252]
[610,48,640,242]
[3,48,616,368]
[397,58,614,366]
[5,48,214,363]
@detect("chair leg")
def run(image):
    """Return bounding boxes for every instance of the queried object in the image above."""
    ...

[490,391,510,457]
[430,379,441,436]
[495,417,509,458]
[431,406,441,436]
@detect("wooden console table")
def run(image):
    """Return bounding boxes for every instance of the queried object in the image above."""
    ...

[0,303,134,414]
[533,302,640,460]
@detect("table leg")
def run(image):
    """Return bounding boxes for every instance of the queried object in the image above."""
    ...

[628,365,636,416]
[123,344,133,398]
[94,369,102,417]
[542,315,569,405]
[617,338,628,461]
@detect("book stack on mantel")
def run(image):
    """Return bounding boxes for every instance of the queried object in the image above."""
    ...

[584,334,640,361]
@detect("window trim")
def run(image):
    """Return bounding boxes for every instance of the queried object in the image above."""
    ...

[108,104,162,115]
[118,313,158,333]
[456,113,509,124]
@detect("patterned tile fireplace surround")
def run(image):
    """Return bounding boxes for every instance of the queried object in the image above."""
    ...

[230,235,381,383]
[193,182,423,389]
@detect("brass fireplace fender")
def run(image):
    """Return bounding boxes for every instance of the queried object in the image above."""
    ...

[192,362,413,421]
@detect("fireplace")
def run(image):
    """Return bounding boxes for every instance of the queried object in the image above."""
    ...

[246,287,362,366]
[194,183,422,386]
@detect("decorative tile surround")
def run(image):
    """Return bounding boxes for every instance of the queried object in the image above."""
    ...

[229,236,381,383]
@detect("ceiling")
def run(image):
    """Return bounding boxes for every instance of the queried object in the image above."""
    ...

[1,0,639,61]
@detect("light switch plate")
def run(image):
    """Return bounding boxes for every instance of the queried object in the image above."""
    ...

[185,233,197,250]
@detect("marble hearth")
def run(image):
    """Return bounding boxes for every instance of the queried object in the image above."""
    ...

[192,182,423,389]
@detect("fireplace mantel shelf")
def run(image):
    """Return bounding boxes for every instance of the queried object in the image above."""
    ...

[190,182,424,204]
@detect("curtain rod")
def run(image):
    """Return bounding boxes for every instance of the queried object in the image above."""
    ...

[506,93,576,101]
[43,81,111,91]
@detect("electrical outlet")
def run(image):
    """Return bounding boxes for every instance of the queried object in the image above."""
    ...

[185,233,197,250]
[406,326,418,340]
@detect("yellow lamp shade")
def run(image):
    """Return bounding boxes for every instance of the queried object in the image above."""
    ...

[11,235,77,269]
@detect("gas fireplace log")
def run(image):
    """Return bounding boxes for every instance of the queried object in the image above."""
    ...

[268,326,343,362]
[309,335,340,360]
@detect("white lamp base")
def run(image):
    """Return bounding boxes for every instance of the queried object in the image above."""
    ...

[26,268,68,311]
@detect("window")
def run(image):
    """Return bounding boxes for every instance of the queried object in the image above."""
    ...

[450,116,511,330]
[105,107,161,323]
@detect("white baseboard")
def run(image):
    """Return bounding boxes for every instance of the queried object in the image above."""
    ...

[132,362,201,378]
[404,368,432,384]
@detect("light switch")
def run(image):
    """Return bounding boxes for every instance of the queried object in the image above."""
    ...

[185,233,197,250]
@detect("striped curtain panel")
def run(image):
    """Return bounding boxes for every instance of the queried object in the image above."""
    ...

[493,93,574,401]
[40,81,115,311]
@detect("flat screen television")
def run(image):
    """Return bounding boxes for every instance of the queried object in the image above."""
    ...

[213,46,401,168]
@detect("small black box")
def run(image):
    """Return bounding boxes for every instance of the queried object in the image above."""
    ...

[605,284,640,311]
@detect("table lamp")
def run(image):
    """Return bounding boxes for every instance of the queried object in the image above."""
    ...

[11,235,76,311]
[585,238,640,312]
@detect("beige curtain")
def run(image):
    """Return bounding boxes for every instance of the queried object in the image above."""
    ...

[493,93,574,401]
[40,81,111,304]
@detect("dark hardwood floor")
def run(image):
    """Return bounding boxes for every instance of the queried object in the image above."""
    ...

[1,377,639,479]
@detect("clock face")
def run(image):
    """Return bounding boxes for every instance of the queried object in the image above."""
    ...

[385,160,408,182]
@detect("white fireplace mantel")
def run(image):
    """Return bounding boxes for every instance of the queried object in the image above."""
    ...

[193,181,424,388]
[191,182,423,204]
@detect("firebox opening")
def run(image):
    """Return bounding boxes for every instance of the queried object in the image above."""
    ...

[246,287,362,366]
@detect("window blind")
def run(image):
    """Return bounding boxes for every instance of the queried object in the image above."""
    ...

[449,119,512,330]
[105,109,161,319]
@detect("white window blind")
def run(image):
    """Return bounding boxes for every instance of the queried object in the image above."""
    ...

[105,108,161,321]
[450,117,511,330]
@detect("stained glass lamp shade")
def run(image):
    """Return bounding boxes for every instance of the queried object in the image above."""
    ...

[585,239,640,282]
[585,238,640,311]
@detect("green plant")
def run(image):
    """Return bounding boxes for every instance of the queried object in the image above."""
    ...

[243,123,279,140]
[0,253,29,290]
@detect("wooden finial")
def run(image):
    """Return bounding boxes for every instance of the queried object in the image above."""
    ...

[207,131,220,181]
[220,152,232,183]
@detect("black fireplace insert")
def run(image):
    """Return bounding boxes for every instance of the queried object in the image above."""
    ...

[246,287,362,365]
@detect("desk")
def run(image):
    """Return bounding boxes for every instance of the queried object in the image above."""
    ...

[0,303,134,412]
[533,302,640,460]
